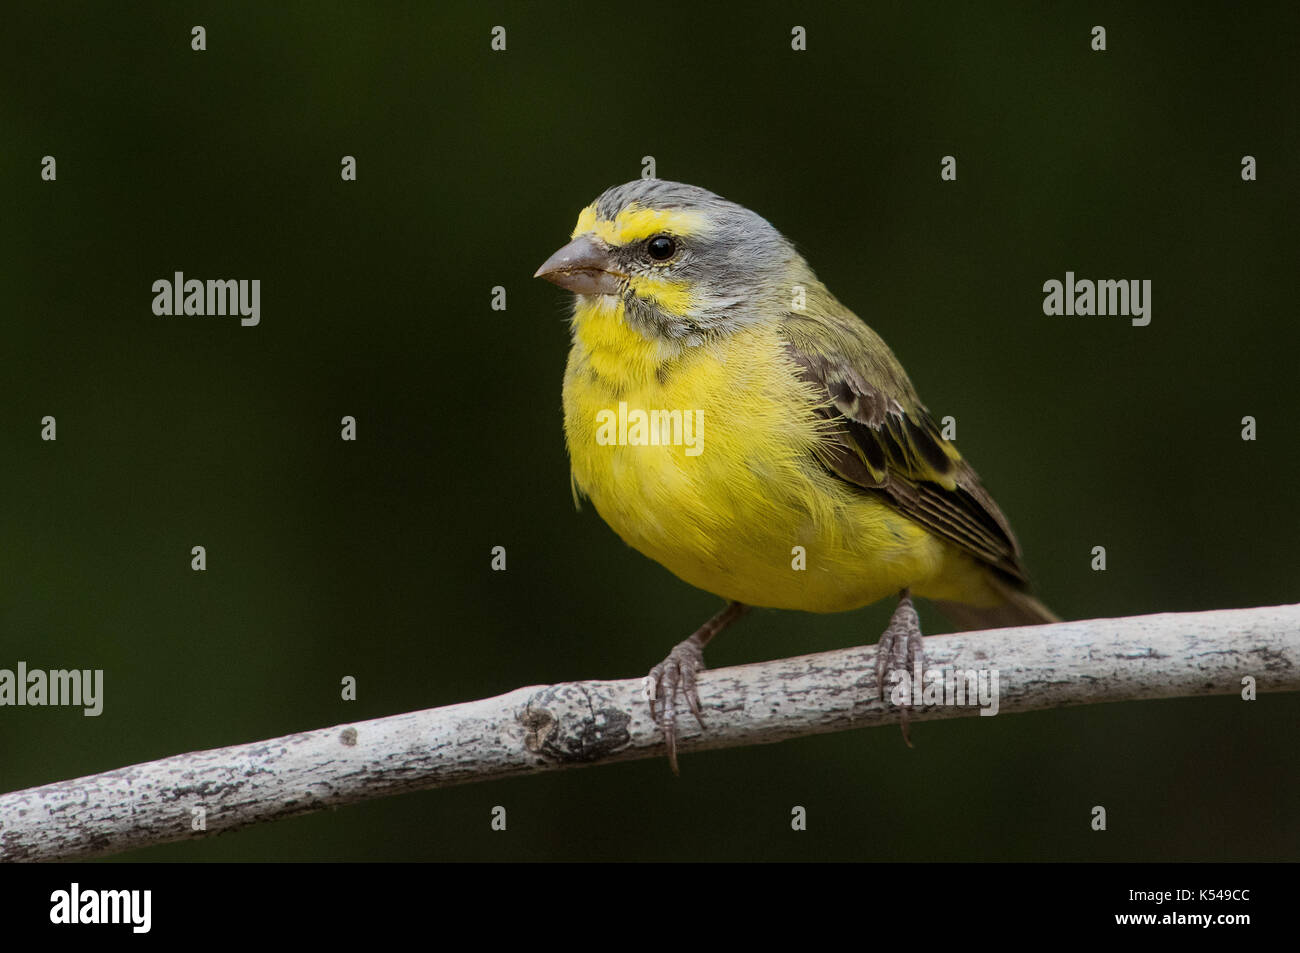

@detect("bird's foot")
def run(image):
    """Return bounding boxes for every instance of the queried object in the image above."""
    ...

[644,635,707,775]
[642,601,749,774]
[875,590,926,747]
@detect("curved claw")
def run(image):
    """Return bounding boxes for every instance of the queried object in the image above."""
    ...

[681,663,705,730]
[643,601,749,774]
[877,590,925,748]
[645,638,707,774]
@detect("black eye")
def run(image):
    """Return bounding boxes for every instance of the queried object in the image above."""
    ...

[646,234,676,261]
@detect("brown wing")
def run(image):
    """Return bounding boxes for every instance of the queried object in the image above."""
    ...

[783,338,1030,589]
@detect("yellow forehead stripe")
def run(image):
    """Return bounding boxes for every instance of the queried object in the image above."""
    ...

[570,204,599,238]
[570,201,707,245]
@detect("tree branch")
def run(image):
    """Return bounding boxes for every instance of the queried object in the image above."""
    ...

[2,603,1296,861]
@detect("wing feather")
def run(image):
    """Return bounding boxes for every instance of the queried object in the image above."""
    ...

[781,311,1029,588]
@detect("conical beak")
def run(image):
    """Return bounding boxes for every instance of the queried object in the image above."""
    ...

[534,235,624,295]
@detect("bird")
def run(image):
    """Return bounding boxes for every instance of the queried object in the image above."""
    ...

[535,179,1056,772]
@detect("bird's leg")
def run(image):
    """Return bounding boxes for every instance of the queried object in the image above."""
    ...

[875,589,925,747]
[644,600,749,774]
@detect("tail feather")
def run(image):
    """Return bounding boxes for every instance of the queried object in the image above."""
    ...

[935,588,1060,631]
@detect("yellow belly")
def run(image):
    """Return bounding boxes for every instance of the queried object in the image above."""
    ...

[562,298,993,612]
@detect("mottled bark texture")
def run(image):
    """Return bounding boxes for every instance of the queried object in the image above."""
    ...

[2,604,1296,861]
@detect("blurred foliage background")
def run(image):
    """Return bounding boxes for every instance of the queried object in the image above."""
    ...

[2,1,1296,861]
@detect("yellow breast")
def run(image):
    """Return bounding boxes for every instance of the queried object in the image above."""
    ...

[562,297,982,612]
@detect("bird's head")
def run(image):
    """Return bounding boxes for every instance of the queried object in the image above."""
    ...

[535,180,810,344]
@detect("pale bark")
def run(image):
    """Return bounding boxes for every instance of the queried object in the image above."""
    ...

[1,603,1295,861]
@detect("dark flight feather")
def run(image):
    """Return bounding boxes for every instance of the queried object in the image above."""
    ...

[780,311,1031,591]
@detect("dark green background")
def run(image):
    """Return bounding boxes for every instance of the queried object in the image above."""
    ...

[2,2,1296,861]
